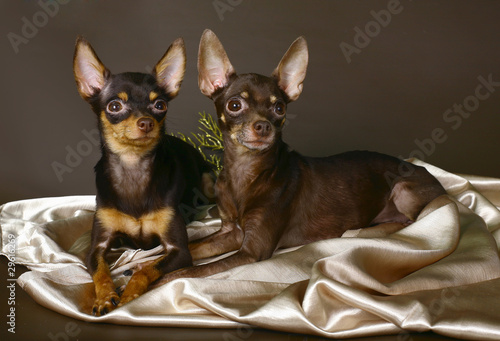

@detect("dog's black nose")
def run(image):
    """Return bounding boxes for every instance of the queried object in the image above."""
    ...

[253,120,271,137]
[137,117,154,133]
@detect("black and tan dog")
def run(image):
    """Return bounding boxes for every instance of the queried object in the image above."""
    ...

[73,37,213,315]
[152,29,446,286]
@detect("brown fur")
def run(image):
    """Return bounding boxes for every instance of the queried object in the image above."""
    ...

[151,30,446,286]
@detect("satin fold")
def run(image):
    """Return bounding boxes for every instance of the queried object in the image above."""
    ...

[1,160,500,339]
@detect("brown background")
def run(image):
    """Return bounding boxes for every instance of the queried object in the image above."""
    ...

[1,0,500,205]
[0,1,494,340]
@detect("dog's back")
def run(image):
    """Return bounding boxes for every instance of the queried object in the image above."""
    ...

[278,150,445,247]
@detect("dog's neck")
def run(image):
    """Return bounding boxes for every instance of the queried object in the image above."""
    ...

[103,144,156,200]
[115,151,144,168]
[222,133,289,188]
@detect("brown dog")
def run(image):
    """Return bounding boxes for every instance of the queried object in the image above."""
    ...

[152,29,446,286]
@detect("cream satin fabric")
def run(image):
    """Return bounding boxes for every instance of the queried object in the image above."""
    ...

[1,160,500,339]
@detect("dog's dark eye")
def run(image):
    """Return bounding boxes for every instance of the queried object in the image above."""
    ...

[227,99,242,112]
[274,102,286,115]
[107,100,123,113]
[153,99,167,111]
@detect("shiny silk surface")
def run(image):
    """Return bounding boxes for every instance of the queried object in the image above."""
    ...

[1,160,500,339]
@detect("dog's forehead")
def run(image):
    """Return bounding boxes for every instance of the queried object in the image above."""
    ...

[226,74,283,102]
[102,72,159,102]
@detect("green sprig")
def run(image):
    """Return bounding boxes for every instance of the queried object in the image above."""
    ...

[172,112,223,174]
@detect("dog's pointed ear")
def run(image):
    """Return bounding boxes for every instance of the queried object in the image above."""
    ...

[154,38,186,99]
[271,36,308,102]
[198,29,235,98]
[73,36,109,100]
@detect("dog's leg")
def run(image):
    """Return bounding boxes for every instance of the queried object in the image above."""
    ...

[151,208,282,288]
[389,168,447,222]
[90,254,119,316]
[117,249,190,306]
[150,247,257,289]
[189,220,243,260]
[151,239,272,288]
[87,222,119,316]
[117,258,162,307]
[118,212,192,306]
[188,176,243,261]
[169,248,259,280]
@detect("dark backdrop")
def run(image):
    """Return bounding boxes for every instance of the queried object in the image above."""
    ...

[1,0,499,205]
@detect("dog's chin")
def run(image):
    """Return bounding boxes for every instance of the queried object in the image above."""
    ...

[238,139,273,151]
[133,136,154,143]
[112,135,160,154]
[126,134,158,146]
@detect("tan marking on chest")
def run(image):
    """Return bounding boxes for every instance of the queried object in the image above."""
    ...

[96,207,175,237]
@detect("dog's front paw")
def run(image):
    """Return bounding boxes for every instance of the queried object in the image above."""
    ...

[92,291,120,316]
[116,271,149,307]
[117,293,140,307]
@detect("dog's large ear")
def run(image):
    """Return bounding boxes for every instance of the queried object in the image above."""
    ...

[271,37,308,102]
[154,38,186,99]
[198,29,235,98]
[73,36,109,100]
